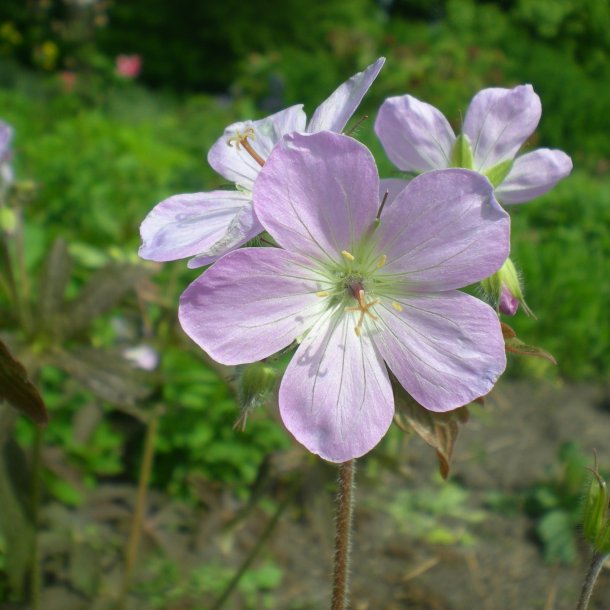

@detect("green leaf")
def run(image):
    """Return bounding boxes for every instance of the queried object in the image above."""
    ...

[60,263,149,339]
[46,347,150,407]
[537,510,578,564]
[0,340,48,426]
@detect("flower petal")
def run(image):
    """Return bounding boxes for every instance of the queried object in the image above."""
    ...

[138,190,261,265]
[178,248,325,365]
[374,291,506,411]
[254,131,379,263]
[375,95,456,172]
[306,57,385,134]
[495,149,573,204]
[279,309,394,462]
[207,105,306,189]
[463,85,541,172]
[375,169,509,291]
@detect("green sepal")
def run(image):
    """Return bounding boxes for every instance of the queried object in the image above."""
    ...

[450,134,474,169]
[583,476,608,544]
[484,159,514,187]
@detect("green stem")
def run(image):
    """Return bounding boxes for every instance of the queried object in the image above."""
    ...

[576,552,608,610]
[117,412,159,610]
[210,481,297,610]
[331,459,356,610]
[29,425,43,610]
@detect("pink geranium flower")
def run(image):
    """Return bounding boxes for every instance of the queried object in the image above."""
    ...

[375,85,572,205]
[139,58,385,268]
[179,132,510,462]
[116,54,142,79]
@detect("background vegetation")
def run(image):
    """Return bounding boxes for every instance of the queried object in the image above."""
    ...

[0,0,609,607]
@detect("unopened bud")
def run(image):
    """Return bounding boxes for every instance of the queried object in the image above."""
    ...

[450,134,474,170]
[481,257,532,317]
[582,457,610,554]
[235,362,278,430]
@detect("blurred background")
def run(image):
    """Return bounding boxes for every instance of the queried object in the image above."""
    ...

[0,1,609,609]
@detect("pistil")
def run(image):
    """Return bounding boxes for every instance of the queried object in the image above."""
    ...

[345,287,380,337]
[227,127,265,167]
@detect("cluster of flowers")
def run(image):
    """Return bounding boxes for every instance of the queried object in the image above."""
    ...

[139,58,572,463]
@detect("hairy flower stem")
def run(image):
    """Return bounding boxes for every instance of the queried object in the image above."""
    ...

[211,481,298,610]
[576,552,608,610]
[117,411,159,610]
[331,459,356,610]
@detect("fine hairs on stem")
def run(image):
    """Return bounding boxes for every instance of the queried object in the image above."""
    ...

[576,552,608,610]
[332,459,356,610]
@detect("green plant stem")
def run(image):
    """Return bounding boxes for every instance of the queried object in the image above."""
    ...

[210,481,297,610]
[576,551,608,610]
[29,425,43,610]
[117,412,159,610]
[331,459,356,610]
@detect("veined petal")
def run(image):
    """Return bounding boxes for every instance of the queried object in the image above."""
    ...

[139,190,260,264]
[208,105,306,189]
[179,248,325,365]
[463,85,541,172]
[306,57,385,134]
[374,291,506,411]
[375,95,456,172]
[495,148,573,204]
[279,309,394,462]
[254,131,379,264]
[374,170,509,291]
[379,178,410,208]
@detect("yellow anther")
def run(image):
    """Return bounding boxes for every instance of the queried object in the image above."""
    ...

[345,289,380,336]
[391,301,403,312]
[316,291,329,297]
[377,254,387,268]
[341,250,355,261]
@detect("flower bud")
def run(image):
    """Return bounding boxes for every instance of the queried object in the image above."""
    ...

[235,362,278,430]
[481,257,532,317]
[582,461,610,554]
[450,134,474,170]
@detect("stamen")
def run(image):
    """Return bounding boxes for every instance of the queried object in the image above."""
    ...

[376,254,387,269]
[345,114,369,137]
[226,127,265,167]
[391,301,403,312]
[376,190,389,220]
[316,291,329,297]
[341,250,355,261]
[345,289,380,336]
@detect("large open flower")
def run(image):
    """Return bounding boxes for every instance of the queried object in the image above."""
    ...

[375,85,572,205]
[179,132,510,462]
[139,58,385,268]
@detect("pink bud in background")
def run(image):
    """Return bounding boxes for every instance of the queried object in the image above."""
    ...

[116,54,142,79]
[59,71,77,92]
[499,284,519,316]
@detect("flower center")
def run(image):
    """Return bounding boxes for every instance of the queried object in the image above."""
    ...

[226,127,265,167]
[344,282,380,337]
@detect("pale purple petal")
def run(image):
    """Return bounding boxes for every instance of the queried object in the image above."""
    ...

[279,310,394,462]
[306,57,385,134]
[374,170,509,291]
[179,248,325,365]
[374,291,506,411]
[463,85,541,172]
[208,105,306,189]
[139,190,261,265]
[379,178,410,208]
[375,95,456,172]
[0,121,13,162]
[254,131,379,263]
[495,149,573,204]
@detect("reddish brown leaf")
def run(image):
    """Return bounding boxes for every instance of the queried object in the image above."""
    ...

[393,386,468,479]
[0,340,48,426]
[500,322,516,339]
[504,335,557,365]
